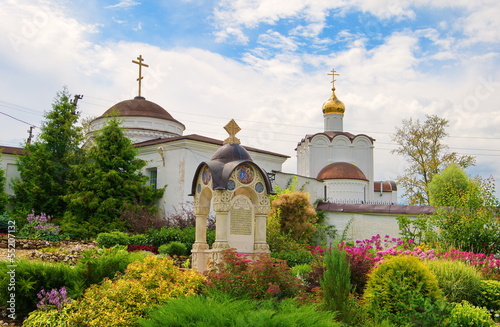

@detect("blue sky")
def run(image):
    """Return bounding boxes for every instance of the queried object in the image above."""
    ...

[0,0,499,199]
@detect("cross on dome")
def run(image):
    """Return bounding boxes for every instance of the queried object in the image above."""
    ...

[132,55,149,97]
[223,119,241,144]
[327,68,339,89]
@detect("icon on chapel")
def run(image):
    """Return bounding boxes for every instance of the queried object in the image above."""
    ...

[227,180,236,191]
[236,164,254,184]
[201,166,212,185]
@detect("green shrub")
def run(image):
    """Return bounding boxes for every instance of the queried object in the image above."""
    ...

[205,249,303,300]
[0,213,11,233]
[373,282,450,327]
[267,224,315,268]
[472,280,500,315]
[364,256,444,325]
[447,301,494,327]
[292,263,312,281]
[426,259,483,303]
[76,246,146,288]
[22,308,73,327]
[139,294,342,327]
[158,241,188,256]
[0,246,147,317]
[128,233,147,245]
[272,249,314,267]
[144,226,194,249]
[96,231,130,248]
[0,258,83,317]
[321,247,352,321]
[67,256,205,326]
[18,212,61,241]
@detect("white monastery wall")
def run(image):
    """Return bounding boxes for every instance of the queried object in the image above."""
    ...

[0,153,20,195]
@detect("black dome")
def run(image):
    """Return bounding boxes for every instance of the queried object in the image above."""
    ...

[211,143,253,163]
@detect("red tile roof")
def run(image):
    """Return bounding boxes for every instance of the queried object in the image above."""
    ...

[317,202,434,215]
[0,146,24,155]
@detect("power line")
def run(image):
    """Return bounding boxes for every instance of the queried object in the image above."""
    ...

[0,100,44,117]
[3,95,500,149]
[73,95,500,141]
[0,111,38,128]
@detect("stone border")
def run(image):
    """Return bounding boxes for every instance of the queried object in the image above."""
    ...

[0,236,95,250]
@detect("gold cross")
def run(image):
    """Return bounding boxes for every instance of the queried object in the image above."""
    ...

[132,55,149,97]
[327,68,339,88]
[223,119,241,144]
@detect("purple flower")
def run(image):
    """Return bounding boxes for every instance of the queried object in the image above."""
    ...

[36,287,72,311]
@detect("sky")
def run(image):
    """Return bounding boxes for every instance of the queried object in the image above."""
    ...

[0,0,499,202]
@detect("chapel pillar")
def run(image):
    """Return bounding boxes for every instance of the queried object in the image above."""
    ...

[191,206,210,272]
[254,211,270,253]
[212,190,230,252]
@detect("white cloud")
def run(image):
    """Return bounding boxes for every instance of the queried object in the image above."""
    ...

[104,0,140,9]
[459,6,500,45]
[212,0,332,43]
[112,17,127,24]
[133,22,142,31]
[0,0,499,199]
[257,30,299,52]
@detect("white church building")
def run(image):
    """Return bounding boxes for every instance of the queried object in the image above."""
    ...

[87,95,289,218]
[0,64,433,241]
[272,71,432,239]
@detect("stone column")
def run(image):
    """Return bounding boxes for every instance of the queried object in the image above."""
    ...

[254,206,270,253]
[191,206,210,272]
[211,190,231,264]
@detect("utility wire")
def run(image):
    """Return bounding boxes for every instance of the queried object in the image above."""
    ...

[0,111,38,128]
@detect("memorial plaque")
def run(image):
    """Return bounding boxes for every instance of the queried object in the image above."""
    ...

[230,197,252,235]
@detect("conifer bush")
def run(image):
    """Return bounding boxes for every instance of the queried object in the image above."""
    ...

[0,258,83,317]
[426,259,483,303]
[321,246,352,320]
[139,295,342,327]
[364,256,444,323]
[76,246,146,288]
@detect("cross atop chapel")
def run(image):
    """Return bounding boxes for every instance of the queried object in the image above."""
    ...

[132,55,149,97]
[327,68,339,89]
[223,119,241,145]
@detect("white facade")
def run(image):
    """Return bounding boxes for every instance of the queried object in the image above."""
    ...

[293,78,395,204]
[325,212,405,242]
[0,148,22,196]
[90,116,185,144]
[296,133,375,199]
[84,96,289,217]
[324,179,369,203]
[324,112,343,132]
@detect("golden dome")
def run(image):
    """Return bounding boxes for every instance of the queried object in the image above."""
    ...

[322,87,345,115]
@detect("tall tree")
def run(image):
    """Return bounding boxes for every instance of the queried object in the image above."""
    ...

[428,164,482,208]
[12,88,83,216]
[391,114,475,205]
[427,165,500,254]
[63,117,164,239]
